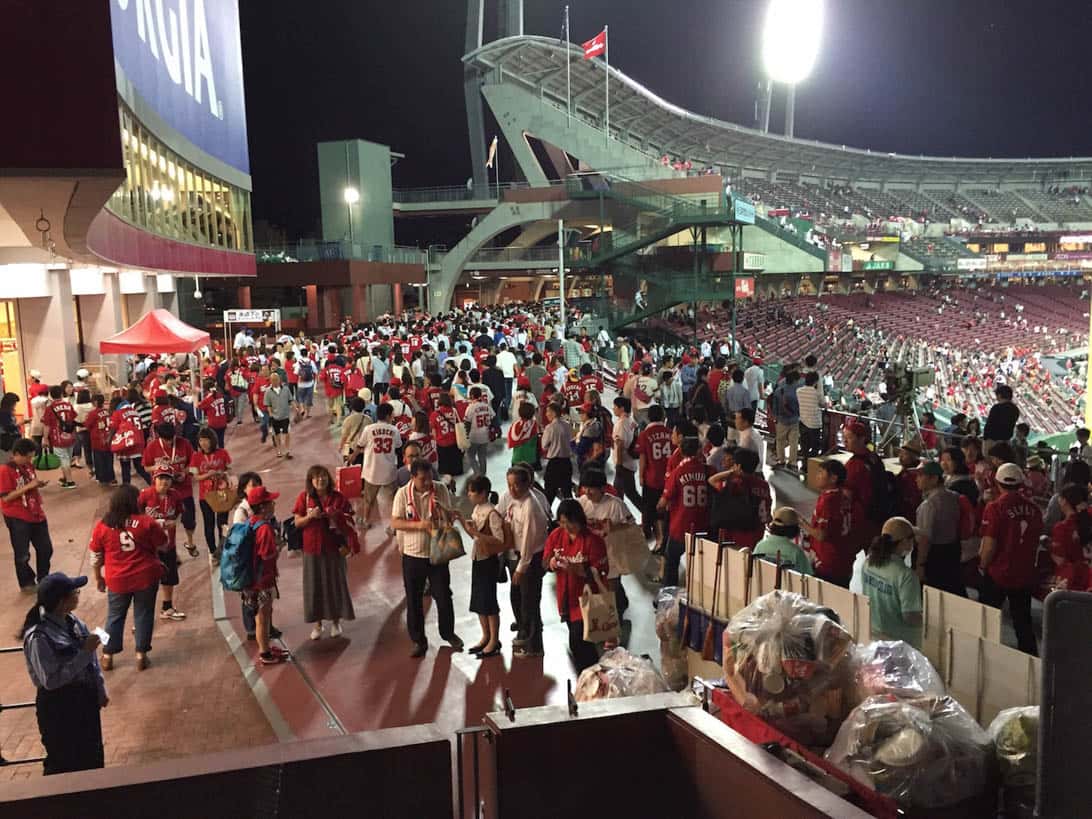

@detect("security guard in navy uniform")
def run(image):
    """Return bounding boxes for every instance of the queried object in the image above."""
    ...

[21,573,108,774]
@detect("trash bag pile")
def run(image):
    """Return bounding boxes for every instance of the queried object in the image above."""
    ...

[722,591,855,746]
[655,586,688,691]
[850,641,945,706]
[574,647,670,703]
[825,694,994,809]
[989,706,1038,816]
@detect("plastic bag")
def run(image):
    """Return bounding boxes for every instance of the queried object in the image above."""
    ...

[825,694,994,809]
[660,650,689,692]
[574,647,670,702]
[655,586,684,641]
[723,590,855,746]
[988,706,1038,790]
[851,641,945,707]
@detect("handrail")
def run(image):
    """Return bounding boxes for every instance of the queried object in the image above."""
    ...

[256,240,427,265]
[0,646,46,768]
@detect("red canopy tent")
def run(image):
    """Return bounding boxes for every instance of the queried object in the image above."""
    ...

[99,309,209,355]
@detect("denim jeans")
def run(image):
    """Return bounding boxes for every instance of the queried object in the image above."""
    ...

[104,583,158,654]
[467,443,488,476]
[91,449,115,483]
[5,516,53,588]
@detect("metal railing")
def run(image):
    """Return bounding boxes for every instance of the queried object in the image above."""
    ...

[0,645,45,768]
[467,246,561,264]
[255,240,427,265]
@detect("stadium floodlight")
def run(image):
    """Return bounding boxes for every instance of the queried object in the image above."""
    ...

[343,187,360,205]
[761,0,824,85]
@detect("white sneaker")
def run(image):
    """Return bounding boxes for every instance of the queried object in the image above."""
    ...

[310,624,323,640]
[329,622,343,638]
[160,607,186,620]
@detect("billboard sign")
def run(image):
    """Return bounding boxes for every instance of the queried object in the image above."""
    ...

[957,258,988,271]
[732,197,756,225]
[110,0,250,174]
[734,277,755,299]
[224,309,280,324]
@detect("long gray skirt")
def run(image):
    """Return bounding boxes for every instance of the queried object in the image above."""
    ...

[303,551,356,623]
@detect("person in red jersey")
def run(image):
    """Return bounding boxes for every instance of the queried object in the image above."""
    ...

[979,463,1043,655]
[137,468,186,621]
[802,459,858,588]
[42,385,78,489]
[321,356,348,424]
[150,394,186,432]
[843,421,883,549]
[89,484,169,671]
[637,404,672,545]
[143,423,197,558]
[85,394,116,485]
[543,499,610,672]
[657,436,711,587]
[0,438,54,590]
[1048,483,1092,593]
[430,393,463,491]
[108,395,149,486]
[708,448,771,550]
[895,441,923,519]
[424,372,445,412]
[189,428,232,563]
[242,486,286,666]
[409,410,438,466]
[197,378,230,449]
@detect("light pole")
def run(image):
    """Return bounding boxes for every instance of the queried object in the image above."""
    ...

[343,186,360,249]
[761,0,824,138]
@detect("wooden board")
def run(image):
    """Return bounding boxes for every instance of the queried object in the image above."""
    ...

[808,576,872,644]
[945,627,1041,726]
[921,587,1003,677]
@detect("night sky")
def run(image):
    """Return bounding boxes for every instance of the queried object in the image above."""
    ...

[239,0,1092,241]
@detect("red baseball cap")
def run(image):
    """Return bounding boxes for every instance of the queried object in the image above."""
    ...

[246,486,280,506]
[845,421,869,438]
[152,467,175,480]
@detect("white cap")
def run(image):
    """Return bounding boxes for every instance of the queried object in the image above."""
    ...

[75,368,90,379]
[29,369,41,379]
[996,463,1025,486]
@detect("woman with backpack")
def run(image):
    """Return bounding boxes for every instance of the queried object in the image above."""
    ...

[292,465,358,640]
[89,484,168,671]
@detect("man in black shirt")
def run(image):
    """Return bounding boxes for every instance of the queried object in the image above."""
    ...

[982,384,1020,449]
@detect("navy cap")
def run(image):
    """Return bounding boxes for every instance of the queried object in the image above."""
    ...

[37,573,88,611]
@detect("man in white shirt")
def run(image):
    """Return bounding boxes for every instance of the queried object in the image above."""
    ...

[796,371,823,460]
[743,360,765,410]
[497,466,549,657]
[495,343,518,410]
[352,403,403,527]
[612,396,643,513]
[391,459,461,657]
[734,407,764,467]
[462,388,495,477]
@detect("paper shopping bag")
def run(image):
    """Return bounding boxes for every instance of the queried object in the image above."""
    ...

[605,523,650,577]
[580,572,620,644]
[336,464,363,499]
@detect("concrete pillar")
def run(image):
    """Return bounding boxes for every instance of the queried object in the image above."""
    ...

[159,291,180,313]
[392,283,403,315]
[321,286,340,329]
[237,286,252,309]
[304,286,320,332]
[351,284,368,323]
[124,291,157,325]
[78,273,126,376]
[19,270,80,384]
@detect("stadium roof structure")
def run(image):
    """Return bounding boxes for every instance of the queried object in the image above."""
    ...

[465,36,1092,186]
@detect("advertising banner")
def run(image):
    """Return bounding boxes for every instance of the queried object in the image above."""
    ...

[224,309,280,324]
[110,0,250,174]
[734,277,755,299]
[957,258,988,271]
[732,198,756,225]
[741,252,766,271]
[827,247,841,273]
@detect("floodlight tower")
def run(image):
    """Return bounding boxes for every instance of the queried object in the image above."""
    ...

[760,0,824,138]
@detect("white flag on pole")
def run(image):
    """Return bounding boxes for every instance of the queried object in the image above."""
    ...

[486,136,498,169]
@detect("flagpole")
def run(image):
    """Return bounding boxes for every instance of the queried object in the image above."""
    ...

[565,5,571,128]
[558,218,566,338]
[604,25,610,144]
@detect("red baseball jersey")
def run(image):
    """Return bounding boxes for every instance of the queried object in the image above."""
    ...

[0,463,45,522]
[662,456,711,541]
[636,422,673,490]
[430,407,459,448]
[809,489,857,582]
[198,392,229,429]
[88,515,168,593]
[189,449,232,500]
[981,491,1043,589]
[142,437,195,498]
[137,486,180,548]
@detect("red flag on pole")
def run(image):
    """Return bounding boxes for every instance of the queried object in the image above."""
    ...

[582,29,606,59]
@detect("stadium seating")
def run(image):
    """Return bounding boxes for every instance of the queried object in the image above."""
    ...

[901,236,976,269]
[962,189,1045,223]
[1017,189,1092,223]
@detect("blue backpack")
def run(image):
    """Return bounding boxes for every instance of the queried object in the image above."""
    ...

[220,520,261,591]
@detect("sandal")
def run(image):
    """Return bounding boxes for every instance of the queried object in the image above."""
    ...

[184,542,199,558]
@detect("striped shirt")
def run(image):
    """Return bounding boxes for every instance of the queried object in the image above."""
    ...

[392,482,454,559]
[796,385,822,429]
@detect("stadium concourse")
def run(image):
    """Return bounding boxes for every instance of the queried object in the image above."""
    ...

[1,300,830,782]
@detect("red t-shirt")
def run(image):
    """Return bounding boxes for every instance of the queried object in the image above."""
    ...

[666,447,683,477]
[845,453,874,514]
[543,527,609,622]
[981,491,1043,589]
[151,404,186,431]
[430,407,459,448]
[137,487,180,548]
[562,380,583,407]
[247,517,280,591]
[109,406,145,456]
[142,437,196,498]
[250,375,270,412]
[322,364,346,397]
[717,473,772,550]
[708,370,726,401]
[89,515,168,593]
[42,399,77,449]
[425,387,444,412]
[198,393,229,429]
[1050,515,1092,592]
[0,463,45,522]
[292,491,354,556]
[86,407,111,451]
[809,489,857,582]
[579,374,604,402]
[636,423,672,490]
[662,456,711,541]
[188,449,232,500]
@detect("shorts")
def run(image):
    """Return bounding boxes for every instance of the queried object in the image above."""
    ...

[361,479,391,507]
[296,385,314,406]
[241,586,279,612]
[160,548,180,586]
[53,446,73,467]
[271,417,290,435]
[180,496,196,532]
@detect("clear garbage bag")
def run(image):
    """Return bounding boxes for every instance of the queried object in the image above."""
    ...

[826,694,994,809]
[574,647,670,702]
[851,641,945,706]
[988,706,1038,790]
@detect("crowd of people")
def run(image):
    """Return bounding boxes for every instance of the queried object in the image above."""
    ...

[9,295,1087,777]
